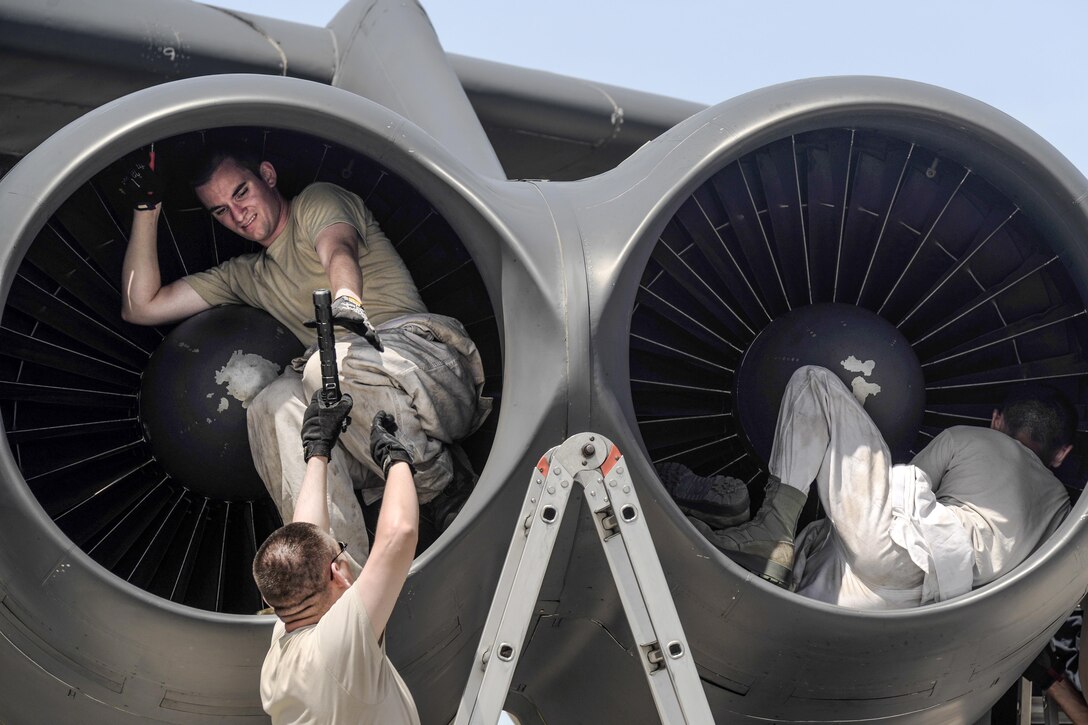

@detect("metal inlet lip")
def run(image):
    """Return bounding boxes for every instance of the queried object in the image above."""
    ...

[596,78,1088,722]
[4,69,1088,723]
[0,74,518,722]
[626,97,1088,501]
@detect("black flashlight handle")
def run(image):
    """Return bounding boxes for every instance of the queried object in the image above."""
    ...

[312,289,341,406]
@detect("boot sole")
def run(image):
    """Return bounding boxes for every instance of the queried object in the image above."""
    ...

[725,551,792,590]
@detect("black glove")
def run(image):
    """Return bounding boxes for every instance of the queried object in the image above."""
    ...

[1023,647,1063,692]
[301,391,354,462]
[370,411,415,476]
[117,155,163,210]
[304,295,383,352]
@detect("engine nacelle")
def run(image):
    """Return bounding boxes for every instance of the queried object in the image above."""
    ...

[1,74,1087,724]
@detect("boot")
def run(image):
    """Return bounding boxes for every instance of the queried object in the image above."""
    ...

[709,475,808,589]
[656,462,750,528]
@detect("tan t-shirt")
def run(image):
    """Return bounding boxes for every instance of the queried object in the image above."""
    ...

[185,183,427,345]
[260,590,420,725]
[911,425,1071,587]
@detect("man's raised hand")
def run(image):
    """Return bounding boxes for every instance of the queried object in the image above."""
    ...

[370,411,415,476]
[117,154,163,210]
[301,391,354,462]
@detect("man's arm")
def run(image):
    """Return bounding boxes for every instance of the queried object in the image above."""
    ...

[294,392,354,529]
[353,412,419,638]
[293,393,416,637]
[1024,602,1088,725]
[909,428,955,493]
[1064,593,1088,724]
[314,222,365,301]
[120,207,212,326]
[1047,679,1088,724]
[311,222,383,351]
[292,456,332,529]
[354,461,418,639]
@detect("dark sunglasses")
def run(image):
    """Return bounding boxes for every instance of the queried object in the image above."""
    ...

[330,540,348,579]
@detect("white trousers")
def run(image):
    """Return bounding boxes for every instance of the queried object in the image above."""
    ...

[775,366,970,608]
[247,314,490,563]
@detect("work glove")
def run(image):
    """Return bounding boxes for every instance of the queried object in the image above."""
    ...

[1023,647,1063,692]
[304,294,383,352]
[370,411,415,476]
[116,154,163,210]
[301,391,354,462]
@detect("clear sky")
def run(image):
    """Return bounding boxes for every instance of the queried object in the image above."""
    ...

[207,0,1088,177]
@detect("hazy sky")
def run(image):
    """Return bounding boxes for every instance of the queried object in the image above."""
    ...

[207,0,1088,176]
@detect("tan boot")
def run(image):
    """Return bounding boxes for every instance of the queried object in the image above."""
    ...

[709,475,807,588]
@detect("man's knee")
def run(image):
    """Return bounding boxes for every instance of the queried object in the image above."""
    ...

[300,341,358,399]
[792,365,835,383]
[785,365,854,398]
[247,373,304,426]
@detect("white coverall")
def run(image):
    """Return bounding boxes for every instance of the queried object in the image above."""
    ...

[777,366,1068,609]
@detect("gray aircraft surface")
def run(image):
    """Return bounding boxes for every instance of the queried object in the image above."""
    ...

[2,1,1088,723]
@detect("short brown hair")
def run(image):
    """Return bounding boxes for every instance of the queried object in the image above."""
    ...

[252,522,335,608]
[189,144,263,189]
[1000,384,1078,463]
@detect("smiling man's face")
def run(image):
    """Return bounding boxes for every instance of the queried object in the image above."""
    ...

[195,158,288,247]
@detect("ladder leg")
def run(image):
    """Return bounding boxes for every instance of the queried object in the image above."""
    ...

[456,434,714,725]
[455,446,584,725]
[570,445,715,725]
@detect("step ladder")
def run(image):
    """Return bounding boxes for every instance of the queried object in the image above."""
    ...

[454,432,714,725]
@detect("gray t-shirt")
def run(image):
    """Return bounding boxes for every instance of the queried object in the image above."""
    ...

[186,182,427,345]
[911,425,1070,587]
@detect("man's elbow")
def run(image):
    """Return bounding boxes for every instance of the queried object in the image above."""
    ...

[120,306,151,326]
[121,297,182,327]
[382,517,419,556]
